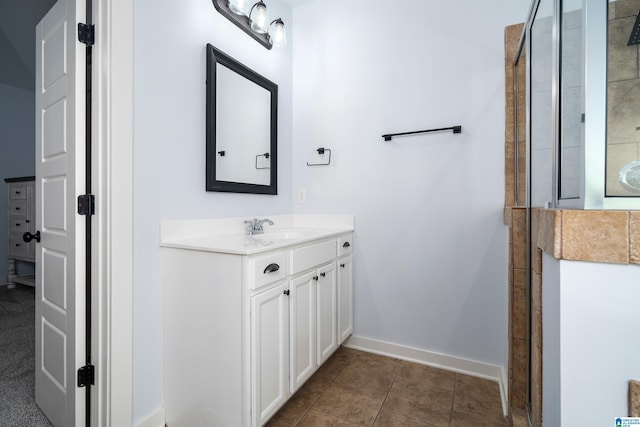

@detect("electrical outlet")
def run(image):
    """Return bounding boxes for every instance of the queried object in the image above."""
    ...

[298,189,306,204]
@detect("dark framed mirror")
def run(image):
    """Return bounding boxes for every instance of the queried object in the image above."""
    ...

[206,44,278,194]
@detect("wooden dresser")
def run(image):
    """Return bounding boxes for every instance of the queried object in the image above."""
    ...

[5,177,36,288]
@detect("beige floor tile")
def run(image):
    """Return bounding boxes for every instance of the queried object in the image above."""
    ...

[312,382,388,425]
[272,348,512,427]
[381,387,453,427]
[334,351,402,390]
[373,407,436,426]
[304,361,343,393]
[450,409,507,427]
[453,375,503,419]
[392,362,456,395]
[297,410,359,426]
[268,386,322,426]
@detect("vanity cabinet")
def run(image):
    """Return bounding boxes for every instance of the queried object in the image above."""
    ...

[162,230,354,427]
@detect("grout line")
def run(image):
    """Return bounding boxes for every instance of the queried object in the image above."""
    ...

[450,373,458,425]
[371,361,402,426]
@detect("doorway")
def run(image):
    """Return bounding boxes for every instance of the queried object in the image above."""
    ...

[0,0,58,425]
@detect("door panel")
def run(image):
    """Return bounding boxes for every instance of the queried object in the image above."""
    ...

[35,0,85,425]
[337,256,353,344]
[316,263,337,365]
[251,283,289,426]
[289,272,316,392]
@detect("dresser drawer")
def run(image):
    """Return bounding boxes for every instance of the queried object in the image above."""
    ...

[10,201,27,215]
[9,234,29,258]
[10,216,29,233]
[10,184,27,201]
[337,235,353,257]
[289,240,336,275]
[248,251,287,291]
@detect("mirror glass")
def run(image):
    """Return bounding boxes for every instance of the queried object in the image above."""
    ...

[606,2,640,196]
[206,44,278,194]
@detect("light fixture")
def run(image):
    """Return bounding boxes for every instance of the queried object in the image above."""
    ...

[249,1,269,34]
[227,0,250,16]
[212,0,286,50]
[268,18,286,47]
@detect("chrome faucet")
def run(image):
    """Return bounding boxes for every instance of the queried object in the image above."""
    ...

[244,218,274,235]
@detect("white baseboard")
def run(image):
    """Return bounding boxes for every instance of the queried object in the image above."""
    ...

[135,407,165,427]
[343,336,508,416]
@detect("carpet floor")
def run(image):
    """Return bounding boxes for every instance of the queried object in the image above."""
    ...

[0,285,53,426]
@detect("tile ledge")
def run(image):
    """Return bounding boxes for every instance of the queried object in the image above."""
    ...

[533,208,640,266]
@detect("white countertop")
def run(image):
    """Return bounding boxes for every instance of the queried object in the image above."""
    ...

[160,215,354,255]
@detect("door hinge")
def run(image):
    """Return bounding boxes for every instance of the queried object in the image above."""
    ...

[78,194,95,216]
[77,23,95,46]
[77,364,95,387]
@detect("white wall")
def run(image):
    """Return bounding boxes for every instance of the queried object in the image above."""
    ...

[132,0,292,422]
[543,256,640,425]
[292,0,530,374]
[0,83,36,281]
[542,252,561,425]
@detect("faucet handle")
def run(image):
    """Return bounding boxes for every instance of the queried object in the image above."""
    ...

[244,220,254,235]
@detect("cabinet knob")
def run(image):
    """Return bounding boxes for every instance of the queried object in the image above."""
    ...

[320,272,326,278]
[283,290,290,296]
[263,263,280,274]
[340,263,345,268]
[342,242,351,248]
[313,276,318,281]
[25,220,30,223]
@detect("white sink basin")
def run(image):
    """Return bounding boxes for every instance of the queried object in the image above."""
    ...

[251,230,313,241]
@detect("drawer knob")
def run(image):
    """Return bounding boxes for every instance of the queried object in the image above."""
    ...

[23,231,41,243]
[263,263,280,274]
[343,242,351,248]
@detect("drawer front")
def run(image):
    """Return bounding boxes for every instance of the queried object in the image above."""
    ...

[10,184,27,200]
[289,240,336,275]
[10,216,29,233]
[337,235,353,257]
[9,234,29,258]
[249,252,287,291]
[10,201,27,215]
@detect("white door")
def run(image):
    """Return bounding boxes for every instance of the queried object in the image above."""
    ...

[35,0,86,425]
[289,272,316,392]
[337,256,353,344]
[316,263,337,365]
[251,282,289,426]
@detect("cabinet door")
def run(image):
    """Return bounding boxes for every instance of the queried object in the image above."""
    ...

[316,262,338,365]
[289,272,316,392]
[251,282,289,426]
[337,256,353,344]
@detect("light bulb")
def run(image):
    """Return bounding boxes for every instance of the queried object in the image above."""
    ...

[249,1,269,34]
[228,0,249,16]
[268,19,286,47]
